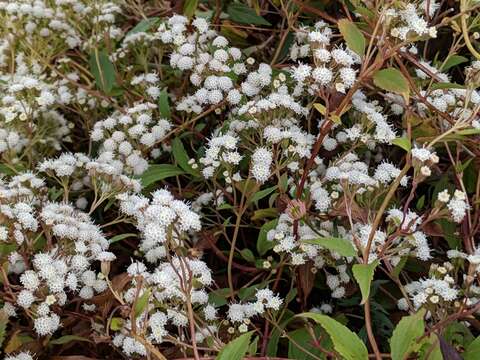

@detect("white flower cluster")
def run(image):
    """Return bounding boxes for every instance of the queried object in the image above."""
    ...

[117,189,201,262]
[130,72,162,101]
[204,115,314,183]
[351,91,396,144]
[387,2,438,40]
[402,262,458,310]
[227,288,283,329]
[267,213,353,299]
[143,15,246,114]
[4,352,34,360]
[437,189,469,223]
[289,21,361,94]
[324,153,377,190]
[411,146,439,178]
[392,62,480,125]
[0,0,122,54]
[38,152,142,193]
[91,102,172,175]
[385,208,431,261]
[112,256,216,356]
[7,200,115,336]
[0,54,72,160]
[251,147,273,183]
[199,134,241,179]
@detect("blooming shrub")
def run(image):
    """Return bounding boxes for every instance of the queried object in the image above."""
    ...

[1,0,480,359]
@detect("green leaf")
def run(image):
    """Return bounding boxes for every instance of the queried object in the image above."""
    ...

[430,82,466,90]
[249,185,278,204]
[463,335,480,360]
[127,17,160,36]
[139,164,185,187]
[110,317,124,331]
[49,335,91,345]
[352,260,379,304]
[251,208,278,221]
[247,335,258,356]
[240,249,255,263]
[456,128,480,136]
[134,289,151,318]
[302,237,357,257]
[158,90,171,119]
[419,334,442,360]
[110,233,137,244]
[183,0,198,18]
[89,50,117,94]
[373,68,410,98]
[267,310,295,356]
[171,138,200,177]
[338,19,365,57]
[392,137,411,152]
[313,103,342,124]
[298,313,368,360]
[257,218,279,255]
[288,325,331,360]
[216,331,254,360]
[0,243,16,255]
[441,55,468,71]
[227,4,271,26]
[0,164,17,176]
[208,288,230,307]
[390,308,426,360]
[416,194,425,210]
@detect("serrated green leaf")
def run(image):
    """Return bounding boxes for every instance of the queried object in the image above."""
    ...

[89,50,117,94]
[257,218,279,255]
[297,313,368,360]
[338,19,365,57]
[302,237,357,257]
[373,68,409,97]
[392,137,411,152]
[227,4,271,26]
[352,260,379,304]
[390,308,426,360]
[139,164,185,187]
[216,331,254,360]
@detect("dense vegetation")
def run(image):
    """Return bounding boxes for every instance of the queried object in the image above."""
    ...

[1,0,480,359]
